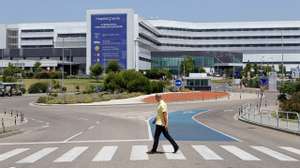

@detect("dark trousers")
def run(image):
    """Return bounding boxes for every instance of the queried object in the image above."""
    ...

[151,125,178,152]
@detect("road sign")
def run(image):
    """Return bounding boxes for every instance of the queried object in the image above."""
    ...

[259,76,268,87]
[175,79,182,87]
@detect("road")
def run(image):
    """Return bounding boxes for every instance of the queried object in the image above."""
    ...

[0,93,299,168]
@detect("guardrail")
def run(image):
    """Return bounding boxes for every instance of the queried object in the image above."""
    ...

[239,103,300,133]
[1,110,25,133]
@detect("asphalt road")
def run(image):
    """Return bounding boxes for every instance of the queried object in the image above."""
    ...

[0,93,299,168]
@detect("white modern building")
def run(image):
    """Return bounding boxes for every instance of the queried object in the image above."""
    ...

[0,8,300,75]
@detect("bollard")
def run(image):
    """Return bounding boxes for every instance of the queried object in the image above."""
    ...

[10,110,13,117]
[21,113,24,123]
[1,118,5,133]
[240,93,242,99]
[15,116,17,125]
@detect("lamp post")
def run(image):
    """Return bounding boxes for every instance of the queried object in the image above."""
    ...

[61,37,65,99]
[280,31,284,80]
[1,49,3,75]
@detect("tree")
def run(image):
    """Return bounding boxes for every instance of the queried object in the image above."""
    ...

[180,57,195,76]
[199,67,206,73]
[33,62,42,73]
[278,64,286,76]
[3,63,21,82]
[106,61,121,73]
[90,63,103,81]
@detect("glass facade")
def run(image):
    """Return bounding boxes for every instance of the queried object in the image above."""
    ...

[151,51,242,74]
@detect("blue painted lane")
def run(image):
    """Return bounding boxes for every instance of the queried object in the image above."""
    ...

[149,109,238,141]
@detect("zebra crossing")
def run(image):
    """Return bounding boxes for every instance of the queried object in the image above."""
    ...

[0,144,299,164]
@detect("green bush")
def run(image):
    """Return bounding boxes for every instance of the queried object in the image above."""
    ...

[28,82,48,94]
[280,92,300,113]
[242,77,259,88]
[104,70,155,93]
[144,69,172,80]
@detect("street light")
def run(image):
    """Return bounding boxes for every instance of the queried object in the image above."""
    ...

[61,37,65,98]
[280,31,284,80]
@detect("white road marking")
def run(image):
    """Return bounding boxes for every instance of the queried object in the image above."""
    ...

[92,146,118,162]
[16,147,58,163]
[280,146,300,155]
[63,132,83,143]
[78,118,88,121]
[41,125,49,129]
[192,145,223,160]
[0,139,152,146]
[221,145,260,161]
[130,145,149,161]
[0,148,29,162]
[88,126,95,130]
[252,146,298,161]
[54,146,88,163]
[163,145,186,160]
[96,121,100,124]
[192,111,241,142]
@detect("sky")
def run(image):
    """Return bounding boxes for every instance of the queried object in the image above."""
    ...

[0,0,300,24]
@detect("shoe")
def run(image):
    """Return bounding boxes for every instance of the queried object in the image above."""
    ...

[173,146,179,153]
[147,150,157,154]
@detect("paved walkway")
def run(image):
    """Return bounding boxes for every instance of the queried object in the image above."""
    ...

[239,104,300,133]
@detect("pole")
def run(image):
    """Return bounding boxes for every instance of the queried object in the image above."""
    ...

[61,38,65,98]
[69,49,72,76]
[280,31,284,80]
[1,49,3,75]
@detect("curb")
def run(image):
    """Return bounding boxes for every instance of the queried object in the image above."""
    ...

[238,115,300,136]
[0,129,23,138]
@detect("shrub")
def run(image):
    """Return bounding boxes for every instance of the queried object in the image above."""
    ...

[90,63,103,80]
[104,70,152,93]
[106,61,121,73]
[280,92,300,113]
[48,71,62,79]
[28,82,48,94]
[144,69,172,80]
[148,81,165,93]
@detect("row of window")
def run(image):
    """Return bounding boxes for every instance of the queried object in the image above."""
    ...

[139,33,300,48]
[140,23,300,40]
[21,37,54,40]
[21,45,54,48]
[139,56,152,63]
[21,29,54,33]
[159,35,300,40]
[57,33,86,38]
[156,26,300,32]
[160,43,300,48]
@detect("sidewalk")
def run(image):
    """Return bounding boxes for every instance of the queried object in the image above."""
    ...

[239,104,300,134]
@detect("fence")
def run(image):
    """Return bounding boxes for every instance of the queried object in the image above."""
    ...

[1,109,25,133]
[239,103,300,133]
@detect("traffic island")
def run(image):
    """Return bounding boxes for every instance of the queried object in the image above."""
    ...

[143,91,229,104]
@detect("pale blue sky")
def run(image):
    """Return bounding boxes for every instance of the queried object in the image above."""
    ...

[1,0,300,23]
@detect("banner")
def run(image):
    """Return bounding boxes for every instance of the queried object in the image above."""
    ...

[91,14,127,69]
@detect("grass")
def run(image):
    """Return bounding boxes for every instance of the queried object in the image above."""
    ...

[211,78,233,84]
[22,79,103,93]
[37,92,143,104]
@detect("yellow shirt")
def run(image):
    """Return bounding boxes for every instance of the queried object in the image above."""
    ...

[155,100,168,126]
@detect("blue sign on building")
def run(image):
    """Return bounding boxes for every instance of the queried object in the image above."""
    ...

[91,14,127,69]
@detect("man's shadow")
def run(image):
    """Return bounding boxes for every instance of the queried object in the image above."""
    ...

[146,151,170,155]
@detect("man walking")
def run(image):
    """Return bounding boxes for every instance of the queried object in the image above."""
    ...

[149,94,179,153]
